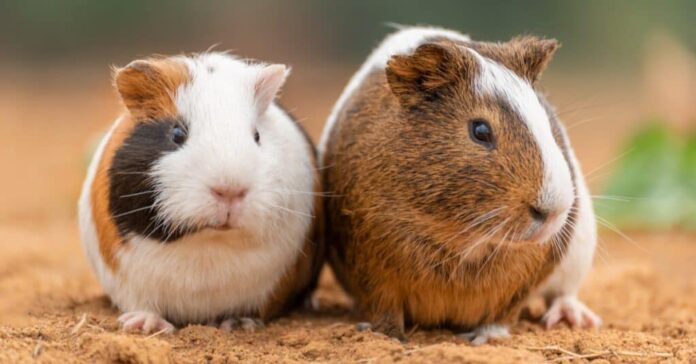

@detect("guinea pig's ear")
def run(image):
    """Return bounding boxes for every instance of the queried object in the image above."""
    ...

[386,43,473,108]
[507,36,559,84]
[254,64,289,115]
[113,59,188,119]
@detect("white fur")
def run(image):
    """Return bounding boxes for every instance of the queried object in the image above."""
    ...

[537,127,600,327]
[79,53,315,325]
[539,144,596,297]
[79,119,121,299]
[119,311,175,333]
[468,51,574,241]
[459,324,510,346]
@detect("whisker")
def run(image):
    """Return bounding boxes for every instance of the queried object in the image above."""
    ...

[476,225,510,279]
[566,115,605,130]
[586,170,614,183]
[258,189,343,198]
[431,208,504,270]
[595,215,649,254]
[112,204,156,219]
[142,219,164,241]
[585,147,636,178]
[459,175,504,191]
[590,194,643,202]
[555,98,615,118]
[457,216,509,266]
[594,235,611,265]
[315,163,336,171]
[119,190,156,199]
[113,171,152,176]
[261,201,315,219]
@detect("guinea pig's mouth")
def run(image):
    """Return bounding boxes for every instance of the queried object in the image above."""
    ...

[524,225,557,244]
[204,218,241,231]
[170,221,238,239]
[202,203,246,232]
[209,222,233,231]
[520,212,570,244]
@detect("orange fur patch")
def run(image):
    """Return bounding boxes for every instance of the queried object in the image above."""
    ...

[114,58,190,120]
[91,58,190,271]
[90,116,137,271]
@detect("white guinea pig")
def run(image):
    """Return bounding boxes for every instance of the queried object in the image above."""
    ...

[78,52,324,333]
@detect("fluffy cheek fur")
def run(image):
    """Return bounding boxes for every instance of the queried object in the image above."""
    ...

[150,124,312,240]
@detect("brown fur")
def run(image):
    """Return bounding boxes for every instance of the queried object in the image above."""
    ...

[323,37,573,340]
[261,133,325,320]
[386,43,477,108]
[466,36,559,84]
[90,116,137,271]
[90,59,190,271]
[114,58,189,120]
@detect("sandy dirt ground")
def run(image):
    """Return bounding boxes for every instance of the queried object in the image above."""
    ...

[0,69,694,363]
[0,225,694,363]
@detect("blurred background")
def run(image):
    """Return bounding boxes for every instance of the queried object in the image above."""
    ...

[1,0,695,229]
[2,4,695,358]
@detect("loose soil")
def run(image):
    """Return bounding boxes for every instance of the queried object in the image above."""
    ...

[0,225,694,363]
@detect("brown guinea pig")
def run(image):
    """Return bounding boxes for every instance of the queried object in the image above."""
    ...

[319,26,600,344]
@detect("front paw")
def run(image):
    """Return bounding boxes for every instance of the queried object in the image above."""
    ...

[355,320,407,342]
[458,324,510,346]
[118,311,175,334]
[356,307,407,342]
[218,317,264,332]
[543,295,602,329]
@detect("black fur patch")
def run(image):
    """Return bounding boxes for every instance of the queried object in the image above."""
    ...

[109,118,190,242]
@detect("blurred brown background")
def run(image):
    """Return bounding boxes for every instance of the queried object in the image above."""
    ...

[1,3,696,361]
[1,0,695,226]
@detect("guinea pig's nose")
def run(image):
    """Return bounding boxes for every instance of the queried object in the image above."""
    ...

[211,186,248,204]
[529,205,549,223]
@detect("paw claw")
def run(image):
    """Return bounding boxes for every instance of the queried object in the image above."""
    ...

[219,317,263,332]
[219,318,239,331]
[240,317,264,332]
[543,296,601,329]
[355,322,373,332]
[458,324,509,346]
[118,311,174,334]
[303,295,320,311]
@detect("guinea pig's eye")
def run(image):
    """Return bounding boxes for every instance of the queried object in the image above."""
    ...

[253,129,260,145]
[469,119,495,149]
[171,125,188,146]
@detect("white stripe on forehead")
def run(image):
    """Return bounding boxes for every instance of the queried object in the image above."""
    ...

[468,49,559,158]
[468,49,550,131]
[468,49,573,209]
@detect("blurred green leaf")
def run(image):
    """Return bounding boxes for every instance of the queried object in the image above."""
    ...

[596,122,684,230]
[679,132,696,229]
